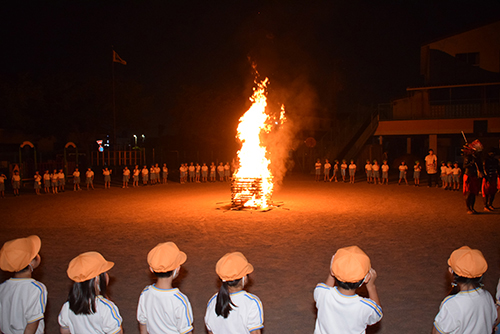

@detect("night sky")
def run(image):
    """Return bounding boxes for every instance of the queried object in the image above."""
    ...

[2,1,500,148]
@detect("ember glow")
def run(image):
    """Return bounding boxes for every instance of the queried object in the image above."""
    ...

[232,77,285,209]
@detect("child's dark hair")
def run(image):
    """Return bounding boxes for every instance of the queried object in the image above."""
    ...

[153,270,174,278]
[334,277,364,290]
[215,278,242,318]
[68,272,108,315]
[449,273,483,295]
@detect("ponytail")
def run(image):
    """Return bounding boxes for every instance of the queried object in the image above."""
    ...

[215,278,241,318]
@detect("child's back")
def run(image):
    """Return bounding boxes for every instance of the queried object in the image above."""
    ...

[137,242,193,334]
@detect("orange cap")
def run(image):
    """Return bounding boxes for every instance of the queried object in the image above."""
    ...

[147,242,187,273]
[216,252,254,282]
[0,235,41,272]
[67,251,114,282]
[448,246,487,278]
[331,246,371,283]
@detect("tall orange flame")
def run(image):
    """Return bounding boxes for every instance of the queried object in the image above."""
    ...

[234,77,276,209]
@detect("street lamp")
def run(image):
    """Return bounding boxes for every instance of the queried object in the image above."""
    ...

[133,135,137,146]
[142,134,145,144]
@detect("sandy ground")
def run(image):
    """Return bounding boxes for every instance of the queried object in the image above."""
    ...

[1,174,499,334]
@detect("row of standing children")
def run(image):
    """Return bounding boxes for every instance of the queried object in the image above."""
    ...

[0,236,263,334]
[179,162,235,184]
[2,236,499,334]
[317,159,391,185]
[316,158,463,189]
[0,164,171,197]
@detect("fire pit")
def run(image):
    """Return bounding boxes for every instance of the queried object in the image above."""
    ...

[231,177,272,209]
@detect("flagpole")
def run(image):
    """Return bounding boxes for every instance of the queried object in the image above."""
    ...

[112,48,116,148]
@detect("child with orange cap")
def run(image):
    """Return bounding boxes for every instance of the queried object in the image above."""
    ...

[432,246,497,334]
[205,252,264,334]
[137,242,193,334]
[58,251,123,334]
[0,235,47,334]
[314,245,382,334]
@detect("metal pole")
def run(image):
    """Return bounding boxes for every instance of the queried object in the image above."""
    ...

[112,48,116,148]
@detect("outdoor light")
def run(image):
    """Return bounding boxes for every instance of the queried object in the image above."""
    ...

[133,135,137,146]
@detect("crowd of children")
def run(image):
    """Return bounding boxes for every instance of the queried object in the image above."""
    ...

[0,160,239,198]
[315,158,465,189]
[1,236,499,334]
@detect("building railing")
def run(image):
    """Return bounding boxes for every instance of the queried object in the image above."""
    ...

[379,99,500,121]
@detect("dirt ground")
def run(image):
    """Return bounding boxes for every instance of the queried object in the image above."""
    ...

[1,174,499,334]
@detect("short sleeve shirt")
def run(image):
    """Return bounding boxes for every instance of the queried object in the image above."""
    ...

[205,290,263,334]
[0,278,47,334]
[434,288,496,334]
[137,285,193,334]
[58,296,122,334]
[314,284,382,334]
[425,154,437,174]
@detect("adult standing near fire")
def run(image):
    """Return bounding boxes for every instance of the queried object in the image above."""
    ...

[425,149,438,187]
[462,142,482,214]
[482,148,500,211]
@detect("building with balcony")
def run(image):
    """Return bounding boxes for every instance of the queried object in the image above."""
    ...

[375,20,500,162]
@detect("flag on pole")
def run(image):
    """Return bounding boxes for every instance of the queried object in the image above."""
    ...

[113,50,127,65]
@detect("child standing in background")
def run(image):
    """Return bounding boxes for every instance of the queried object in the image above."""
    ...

[43,170,50,194]
[445,161,453,190]
[398,161,408,185]
[365,160,372,184]
[86,168,94,190]
[440,161,447,189]
[324,159,331,182]
[330,160,339,182]
[162,164,169,184]
[73,168,81,191]
[372,160,380,185]
[452,162,461,191]
[349,160,356,184]
[381,160,389,185]
[413,161,421,187]
[201,163,208,182]
[34,171,42,195]
[341,160,348,182]
[315,159,322,182]
[210,163,216,182]
[0,172,6,197]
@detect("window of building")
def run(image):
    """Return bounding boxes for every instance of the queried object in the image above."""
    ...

[456,52,480,66]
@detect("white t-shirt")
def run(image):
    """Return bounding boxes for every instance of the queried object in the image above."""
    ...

[425,154,438,174]
[434,288,496,334]
[123,169,130,176]
[0,278,47,334]
[314,284,382,334]
[137,285,193,334]
[73,171,80,178]
[324,163,331,171]
[86,171,94,178]
[372,164,380,172]
[399,165,408,172]
[381,164,389,172]
[205,290,264,334]
[365,164,372,171]
[315,162,321,170]
[58,296,122,334]
[452,167,461,176]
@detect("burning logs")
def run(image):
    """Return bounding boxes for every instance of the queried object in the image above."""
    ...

[231,177,271,209]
